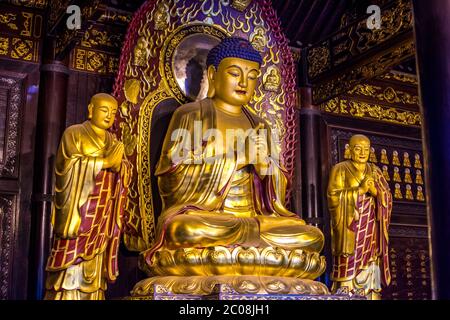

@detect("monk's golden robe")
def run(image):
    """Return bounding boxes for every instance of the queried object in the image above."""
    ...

[45,121,130,300]
[143,98,324,267]
[327,161,392,291]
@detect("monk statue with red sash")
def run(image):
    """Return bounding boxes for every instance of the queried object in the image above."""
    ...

[327,134,392,300]
[44,93,131,300]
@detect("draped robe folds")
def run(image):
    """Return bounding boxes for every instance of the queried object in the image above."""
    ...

[45,121,130,299]
[143,98,309,265]
[327,160,392,288]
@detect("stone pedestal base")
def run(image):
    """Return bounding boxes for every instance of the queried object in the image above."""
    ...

[128,276,366,300]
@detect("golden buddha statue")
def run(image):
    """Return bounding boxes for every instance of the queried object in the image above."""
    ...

[45,93,130,300]
[231,0,252,12]
[250,27,267,52]
[133,37,148,67]
[327,134,392,300]
[263,67,281,92]
[154,2,169,30]
[132,37,326,297]
[414,153,423,169]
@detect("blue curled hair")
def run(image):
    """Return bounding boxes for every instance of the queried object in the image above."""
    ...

[206,37,263,68]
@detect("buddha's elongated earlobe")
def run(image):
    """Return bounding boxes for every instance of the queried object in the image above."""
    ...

[206,65,216,98]
[88,103,93,119]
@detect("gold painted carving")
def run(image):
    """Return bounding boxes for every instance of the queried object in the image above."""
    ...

[144,246,326,279]
[20,12,33,37]
[131,275,329,298]
[250,26,267,52]
[231,0,252,12]
[154,2,169,30]
[87,50,107,73]
[356,0,412,52]
[11,37,34,61]
[348,84,419,106]
[135,89,172,248]
[72,48,117,75]
[160,23,228,104]
[308,45,330,79]
[263,66,281,92]
[379,71,418,85]
[133,37,148,67]
[81,26,122,49]
[7,0,48,9]
[313,40,416,103]
[0,13,18,30]
[321,97,421,127]
[0,37,9,55]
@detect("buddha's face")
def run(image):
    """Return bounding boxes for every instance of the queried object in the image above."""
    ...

[209,57,260,106]
[88,96,118,130]
[349,137,370,164]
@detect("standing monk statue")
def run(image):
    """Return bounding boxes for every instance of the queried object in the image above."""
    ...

[327,134,392,300]
[45,93,130,300]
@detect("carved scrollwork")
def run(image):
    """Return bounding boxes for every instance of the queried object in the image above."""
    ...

[0,74,23,178]
[321,97,421,127]
[0,195,15,299]
[307,45,330,79]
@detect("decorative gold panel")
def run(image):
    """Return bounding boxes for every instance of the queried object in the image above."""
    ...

[0,8,42,63]
[321,97,421,127]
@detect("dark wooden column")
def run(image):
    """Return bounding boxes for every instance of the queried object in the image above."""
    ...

[299,87,323,226]
[299,87,331,285]
[413,0,450,299]
[29,59,69,300]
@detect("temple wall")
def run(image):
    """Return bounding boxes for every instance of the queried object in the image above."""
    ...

[0,0,431,300]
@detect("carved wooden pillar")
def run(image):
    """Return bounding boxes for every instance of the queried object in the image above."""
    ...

[413,0,450,299]
[30,59,69,300]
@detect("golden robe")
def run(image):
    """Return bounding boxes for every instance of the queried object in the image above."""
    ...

[45,121,130,300]
[143,98,323,266]
[327,160,392,288]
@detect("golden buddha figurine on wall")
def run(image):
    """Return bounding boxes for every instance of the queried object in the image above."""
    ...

[132,37,327,297]
[327,134,392,300]
[45,93,130,300]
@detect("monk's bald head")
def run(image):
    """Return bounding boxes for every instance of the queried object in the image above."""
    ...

[349,134,370,148]
[90,93,118,108]
[88,93,118,130]
[349,134,371,164]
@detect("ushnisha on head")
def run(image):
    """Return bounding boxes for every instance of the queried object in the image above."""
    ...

[206,37,263,106]
[349,134,371,164]
[88,93,118,130]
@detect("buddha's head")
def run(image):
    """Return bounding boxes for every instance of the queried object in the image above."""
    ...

[88,93,118,130]
[349,134,371,164]
[206,37,262,106]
